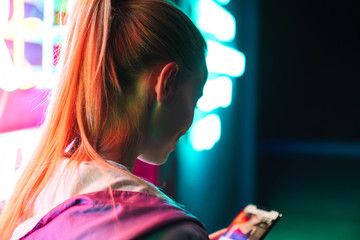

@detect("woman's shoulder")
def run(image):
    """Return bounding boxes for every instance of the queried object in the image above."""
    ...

[20,190,208,240]
[144,221,210,240]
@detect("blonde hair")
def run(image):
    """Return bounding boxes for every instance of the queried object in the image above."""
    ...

[0,0,206,238]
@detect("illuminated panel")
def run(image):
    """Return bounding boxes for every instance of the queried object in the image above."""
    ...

[195,0,236,42]
[197,76,232,112]
[0,1,10,30]
[206,40,246,77]
[215,0,231,5]
[42,0,55,80]
[0,0,66,91]
[0,42,15,92]
[186,0,245,151]
[0,0,16,92]
[0,127,42,201]
[189,114,221,151]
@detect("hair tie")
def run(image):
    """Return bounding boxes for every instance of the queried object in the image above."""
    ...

[111,7,121,17]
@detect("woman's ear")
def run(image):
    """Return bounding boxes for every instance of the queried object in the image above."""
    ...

[154,62,179,104]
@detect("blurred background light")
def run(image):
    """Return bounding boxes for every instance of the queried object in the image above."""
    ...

[65,0,75,14]
[189,113,221,151]
[0,1,10,32]
[0,0,16,92]
[214,0,231,5]
[206,40,246,77]
[195,0,236,42]
[197,76,232,112]
[0,128,41,201]
[0,42,16,92]
[0,0,67,92]
[181,0,245,152]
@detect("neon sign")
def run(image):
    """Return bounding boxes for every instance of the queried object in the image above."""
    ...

[188,0,246,151]
[0,0,65,92]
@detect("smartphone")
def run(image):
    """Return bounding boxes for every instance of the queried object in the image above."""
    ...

[219,205,282,240]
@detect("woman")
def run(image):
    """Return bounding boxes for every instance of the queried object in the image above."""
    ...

[0,0,227,239]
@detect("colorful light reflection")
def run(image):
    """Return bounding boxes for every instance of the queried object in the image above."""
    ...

[0,127,42,201]
[195,0,236,42]
[189,114,221,151]
[197,76,233,112]
[187,0,245,151]
[0,0,66,92]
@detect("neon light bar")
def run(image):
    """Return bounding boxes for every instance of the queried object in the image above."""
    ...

[190,113,221,151]
[195,0,236,42]
[206,40,246,77]
[197,76,232,112]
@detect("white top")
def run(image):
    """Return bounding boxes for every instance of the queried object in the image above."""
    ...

[11,159,160,240]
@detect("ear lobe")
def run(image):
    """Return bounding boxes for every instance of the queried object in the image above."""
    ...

[155,62,179,104]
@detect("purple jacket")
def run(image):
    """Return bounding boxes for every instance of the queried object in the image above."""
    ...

[19,190,209,240]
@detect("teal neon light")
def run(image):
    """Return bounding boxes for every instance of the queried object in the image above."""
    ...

[195,0,236,42]
[206,40,246,77]
[215,0,231,5]
[185,0,245,151]
[189,114,221,151]
[197,76,232,112]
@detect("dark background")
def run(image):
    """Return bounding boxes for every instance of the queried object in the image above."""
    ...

[256,0,360,239]
[257,0,360,140]
[240,0,360,238]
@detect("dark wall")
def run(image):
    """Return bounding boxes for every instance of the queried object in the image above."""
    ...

[256,0,360,239]
[258,0,360,141]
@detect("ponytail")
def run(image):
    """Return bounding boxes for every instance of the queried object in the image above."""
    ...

[0,1,206,239]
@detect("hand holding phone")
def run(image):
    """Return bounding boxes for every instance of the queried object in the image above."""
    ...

[219,205,281,240]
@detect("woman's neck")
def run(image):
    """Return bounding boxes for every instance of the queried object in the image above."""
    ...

[101,146,138,172]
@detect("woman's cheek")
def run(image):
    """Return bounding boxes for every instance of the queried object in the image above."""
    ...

[184,101,196,131]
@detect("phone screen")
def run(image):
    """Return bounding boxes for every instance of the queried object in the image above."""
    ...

[219,205,281,240]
